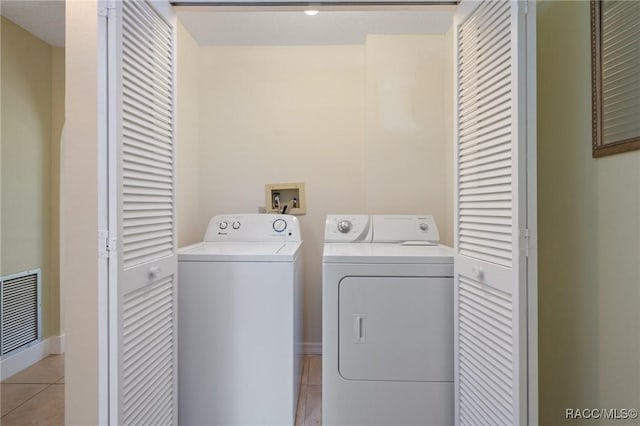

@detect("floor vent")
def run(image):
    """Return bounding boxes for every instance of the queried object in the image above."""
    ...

[1,269,42,357]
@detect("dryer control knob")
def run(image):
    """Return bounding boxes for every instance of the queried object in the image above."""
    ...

[337,220,352,233]
[420,222,429,231]
[232,221,241,230]
[273,218,287,233]
[219,221,228,230]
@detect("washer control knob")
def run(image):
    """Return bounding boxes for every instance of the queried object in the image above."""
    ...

[232,221,241,230]
[219,221,228,230]
[273,218,287,233]
[337,220,352,234]
[420,222,429,231]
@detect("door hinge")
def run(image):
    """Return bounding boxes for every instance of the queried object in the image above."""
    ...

[97,1,115,17]
[98,230,116,259]
[519,228,530,258]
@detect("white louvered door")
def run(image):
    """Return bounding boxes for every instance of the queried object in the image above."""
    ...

[107,1,177,424]
[453,1,537,425]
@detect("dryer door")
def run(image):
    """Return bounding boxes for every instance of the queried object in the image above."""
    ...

[339,276,453,382]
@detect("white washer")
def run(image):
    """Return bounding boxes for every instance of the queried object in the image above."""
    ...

[323,215,454,426]
[178,214,303,426]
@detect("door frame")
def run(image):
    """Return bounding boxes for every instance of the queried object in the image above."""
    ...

[97,0,111,423]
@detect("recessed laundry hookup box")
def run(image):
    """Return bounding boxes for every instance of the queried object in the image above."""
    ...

[265,182,306,215]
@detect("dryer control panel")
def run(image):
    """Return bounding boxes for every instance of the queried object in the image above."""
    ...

[204,214,301,242]
[325,215,372,242]
[371,215,439,244]
[324,214,439,244]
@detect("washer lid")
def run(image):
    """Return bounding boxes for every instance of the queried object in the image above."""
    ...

[323,243,454,264]
[178,241,302,262]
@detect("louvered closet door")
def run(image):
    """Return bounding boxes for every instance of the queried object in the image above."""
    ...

[107,1,177,425]
[453,1,536,425]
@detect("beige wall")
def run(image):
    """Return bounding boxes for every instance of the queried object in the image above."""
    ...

[183,35,453,345]
[176,21,201,247]
[1,17,63,338]
[63,0,99,423]
[537,1,640,424]
[50,46,65,336]
[443,27,454,250]
[196,45,366,345]
[364,35,452,246]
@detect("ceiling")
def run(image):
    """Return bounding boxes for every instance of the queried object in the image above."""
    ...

[176,7,455,46]
[0,1,454,48]
[1,0,65,47]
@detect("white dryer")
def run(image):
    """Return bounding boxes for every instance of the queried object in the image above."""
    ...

[178,214,303,426]
[322,215,454,426]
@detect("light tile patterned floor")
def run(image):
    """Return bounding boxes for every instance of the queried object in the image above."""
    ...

[0,354,65,425]
[0,353,321,426]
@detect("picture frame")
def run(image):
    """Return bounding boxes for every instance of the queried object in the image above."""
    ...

[591,0,640,157]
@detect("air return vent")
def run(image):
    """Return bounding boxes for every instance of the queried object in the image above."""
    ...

[1,270,42,356]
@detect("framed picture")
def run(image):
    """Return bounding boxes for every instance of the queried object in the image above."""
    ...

[591,0,640,157]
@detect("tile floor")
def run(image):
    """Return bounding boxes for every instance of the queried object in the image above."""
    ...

[296,355,322,426]
[0,354,65,426]
[0,353,320,426]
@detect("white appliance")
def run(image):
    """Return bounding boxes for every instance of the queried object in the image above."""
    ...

[178,214,303,426]
[323,214,454,426]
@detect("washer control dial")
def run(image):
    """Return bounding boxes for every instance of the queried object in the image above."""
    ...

[219,221,228,230]
[273,218,287,233]
[420,222,429,231]
[337,220,352,234]
[232,221,241,230]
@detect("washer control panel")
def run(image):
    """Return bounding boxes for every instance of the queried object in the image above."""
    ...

[272,218,287,233]
[325,215,372,242]
[204,214,301,242]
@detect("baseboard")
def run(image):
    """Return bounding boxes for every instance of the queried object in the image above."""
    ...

[302,342,322,355]
[0,335,65,381]
[48,334,65,354]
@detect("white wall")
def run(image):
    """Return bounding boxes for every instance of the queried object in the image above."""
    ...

[179,34,453,346]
